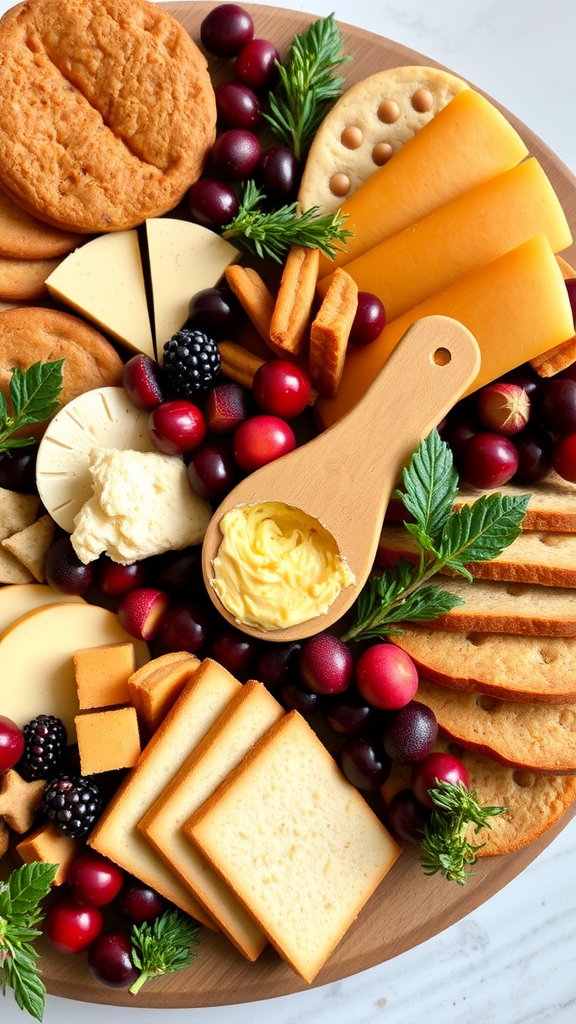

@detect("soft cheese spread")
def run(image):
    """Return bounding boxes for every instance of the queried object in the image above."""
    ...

[71,447,211,564]
[211,501,355,631]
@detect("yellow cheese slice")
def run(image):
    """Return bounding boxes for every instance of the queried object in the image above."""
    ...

[315,234,575,430]
[145,218,240,357]
[88,658,242,926]
[46,231,154,359]
[0,603,148,740]
[317,158,572,320]
[0,583,83,635]
[317,89,529,278]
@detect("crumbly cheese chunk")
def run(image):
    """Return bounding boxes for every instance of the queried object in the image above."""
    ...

[71,448,211,564]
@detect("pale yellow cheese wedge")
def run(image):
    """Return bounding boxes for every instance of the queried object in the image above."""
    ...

[316,88,529,277]
[317,158,572,321]
[0,583,83,635]
[315,234,574,429]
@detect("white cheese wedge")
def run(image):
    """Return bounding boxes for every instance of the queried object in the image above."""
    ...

[36,387,156,532]
[0,583,83,635]
[46,231,154,359]
[145,218,240,357]
[0,603,149,740]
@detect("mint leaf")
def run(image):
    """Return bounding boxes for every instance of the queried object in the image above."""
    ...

[401,429,459,545]
[0,863,57,1022]
[438,493,529,567]
[8,864,57,922]
[3,944,46,1022]
[9,360,64,428]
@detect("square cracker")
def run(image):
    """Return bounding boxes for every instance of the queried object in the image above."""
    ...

[0,486,40,541]
[2,513,55,582]
[0,544,34,584]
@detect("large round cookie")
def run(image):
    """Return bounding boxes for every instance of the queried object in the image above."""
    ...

[0,186,83,259]
[0,0,216,233]
[0,306,123,435]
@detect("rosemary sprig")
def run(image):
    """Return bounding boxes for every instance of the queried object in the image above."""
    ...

[129,908,199,996]
[420,780,507,884]
[222,179,352,262]
[341,430,530,641]
[264,13,351,161]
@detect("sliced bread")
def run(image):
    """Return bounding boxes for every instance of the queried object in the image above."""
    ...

[88,658,242,926]
[127,651,201,734]
[186,710,401,984]
[416,677,576,773]
[139,679,284,961]
[377,522,576,587]
[419,576,576,636]
[391,625,576,703]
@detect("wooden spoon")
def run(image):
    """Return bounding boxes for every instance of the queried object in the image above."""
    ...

[202,315,480,641]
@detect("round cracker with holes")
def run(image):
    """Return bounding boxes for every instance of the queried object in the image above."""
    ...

[298,66,468,214]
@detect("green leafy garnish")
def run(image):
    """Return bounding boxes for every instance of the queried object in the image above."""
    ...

[420,780,507,884]
[222,179,352,263]
[129,908,199,996]
[0,862,58,1021]
[0,360,64,455]
[341,429,530,641]
[264,13,351,161]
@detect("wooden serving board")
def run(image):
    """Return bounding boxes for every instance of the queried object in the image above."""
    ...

[3,0,576,1009]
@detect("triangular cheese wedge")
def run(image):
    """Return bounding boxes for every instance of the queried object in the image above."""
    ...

[146,218,240,359]
[46,231,154,358]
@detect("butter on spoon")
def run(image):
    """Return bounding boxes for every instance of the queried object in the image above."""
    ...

[202,316,481,641]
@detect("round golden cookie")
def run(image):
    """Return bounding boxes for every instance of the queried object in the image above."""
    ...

[0,187,83,260]
[0,255,62,302]
[298,66,469,214]
[0,306,123,436]
[0,0,216,233]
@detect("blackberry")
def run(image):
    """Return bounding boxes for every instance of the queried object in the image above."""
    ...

[43,774,102,839]
[163,328,220,396]
[20,715,67,780]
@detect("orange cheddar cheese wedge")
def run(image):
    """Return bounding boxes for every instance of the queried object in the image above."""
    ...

[317,89,529,278]
[315,234,574,430]
[317,159,572,322]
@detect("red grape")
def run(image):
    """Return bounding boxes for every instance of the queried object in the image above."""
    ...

[88,930,139,989]
[215,80,261,130]
[235,38,281,91]
[187,444,237,502]
[68,852,124,908]
[45,897,104,954]
[233,415,295,472]
[349,292,386,345]
[387,788,431,844]
[298,634,353,695]
[44,536,94,596]
[477,382,530,435]
[200,4,254,57]
[411,751,470,809]
[188,179,239,229]
[149,400,206,456]
[459,432,519,488]
[211,129,261,179]
[355,644,419,710]
[0,715,24,773]
[252,359,311,419]
[188,286,243,339]
[381,701,438,764]
[553,432,576,483]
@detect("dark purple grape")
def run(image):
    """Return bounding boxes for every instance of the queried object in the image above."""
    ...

[187,179,239,229]
[502,363,542,399]
[566,278,576,326]
[215,80,261,130]
[340,737,391,790]
[299,634,353,695]
[88,930,139,989]
[459,432,519,489]
[160,601,212,654]
[116,879,167,923]
[381,701,438,764]
[188,286,243,339]
[445,416,479,465]
[200,4,254,57]
[211,625,258,675]
[387,788,431,844]
[257,147,300,202]
[235,38,281,91]
[44,536,94,595]
[512,423,554,484]
[211,130,261,179]
[324,692,381,736]
[187,444,237,502]
[148,546,202,593]
[349,292,386,346]
[279,680,323,716]
[0,443,39,493]
[537,378,576,435]
[256,641,302,689]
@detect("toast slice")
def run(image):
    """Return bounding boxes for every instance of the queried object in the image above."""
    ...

[186,711,401,983]
[391,625,576,704]
[139,680,284,961]
[417,576,576,636]
[377,522,576,587]
[88,659,242,925]
[416,677,576,773]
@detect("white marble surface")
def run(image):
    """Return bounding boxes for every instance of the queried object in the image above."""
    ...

[2,0,576,1021]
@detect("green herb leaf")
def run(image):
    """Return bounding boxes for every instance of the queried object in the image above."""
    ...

[0,359,64,456]
[129,908,200,997]
[222,180,352,263]
[264,14,351,160]
[420,780,507,884]
[0,863,58,1022]
[401,427,459,546]
[341,431,530,642]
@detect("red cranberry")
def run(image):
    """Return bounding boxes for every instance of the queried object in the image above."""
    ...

[68,852,124,908]
[122,354,165,410]
[233,415,296,472]
[252,360,311,419]
[0,715,24,773]
[45,897,104,953]
[97,556,147,598]
[149,400,206,456]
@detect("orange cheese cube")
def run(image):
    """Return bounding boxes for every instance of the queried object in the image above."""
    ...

[16,822,82,885]
[75,706,141,775]
[315,235,575,430]
[128,652,201,734]
[73,641,136,710]
[317,89,529,278]
[317,159,572,321]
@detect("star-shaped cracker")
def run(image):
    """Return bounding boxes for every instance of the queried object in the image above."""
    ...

[0,769,46,833]
[0,816,9,858]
